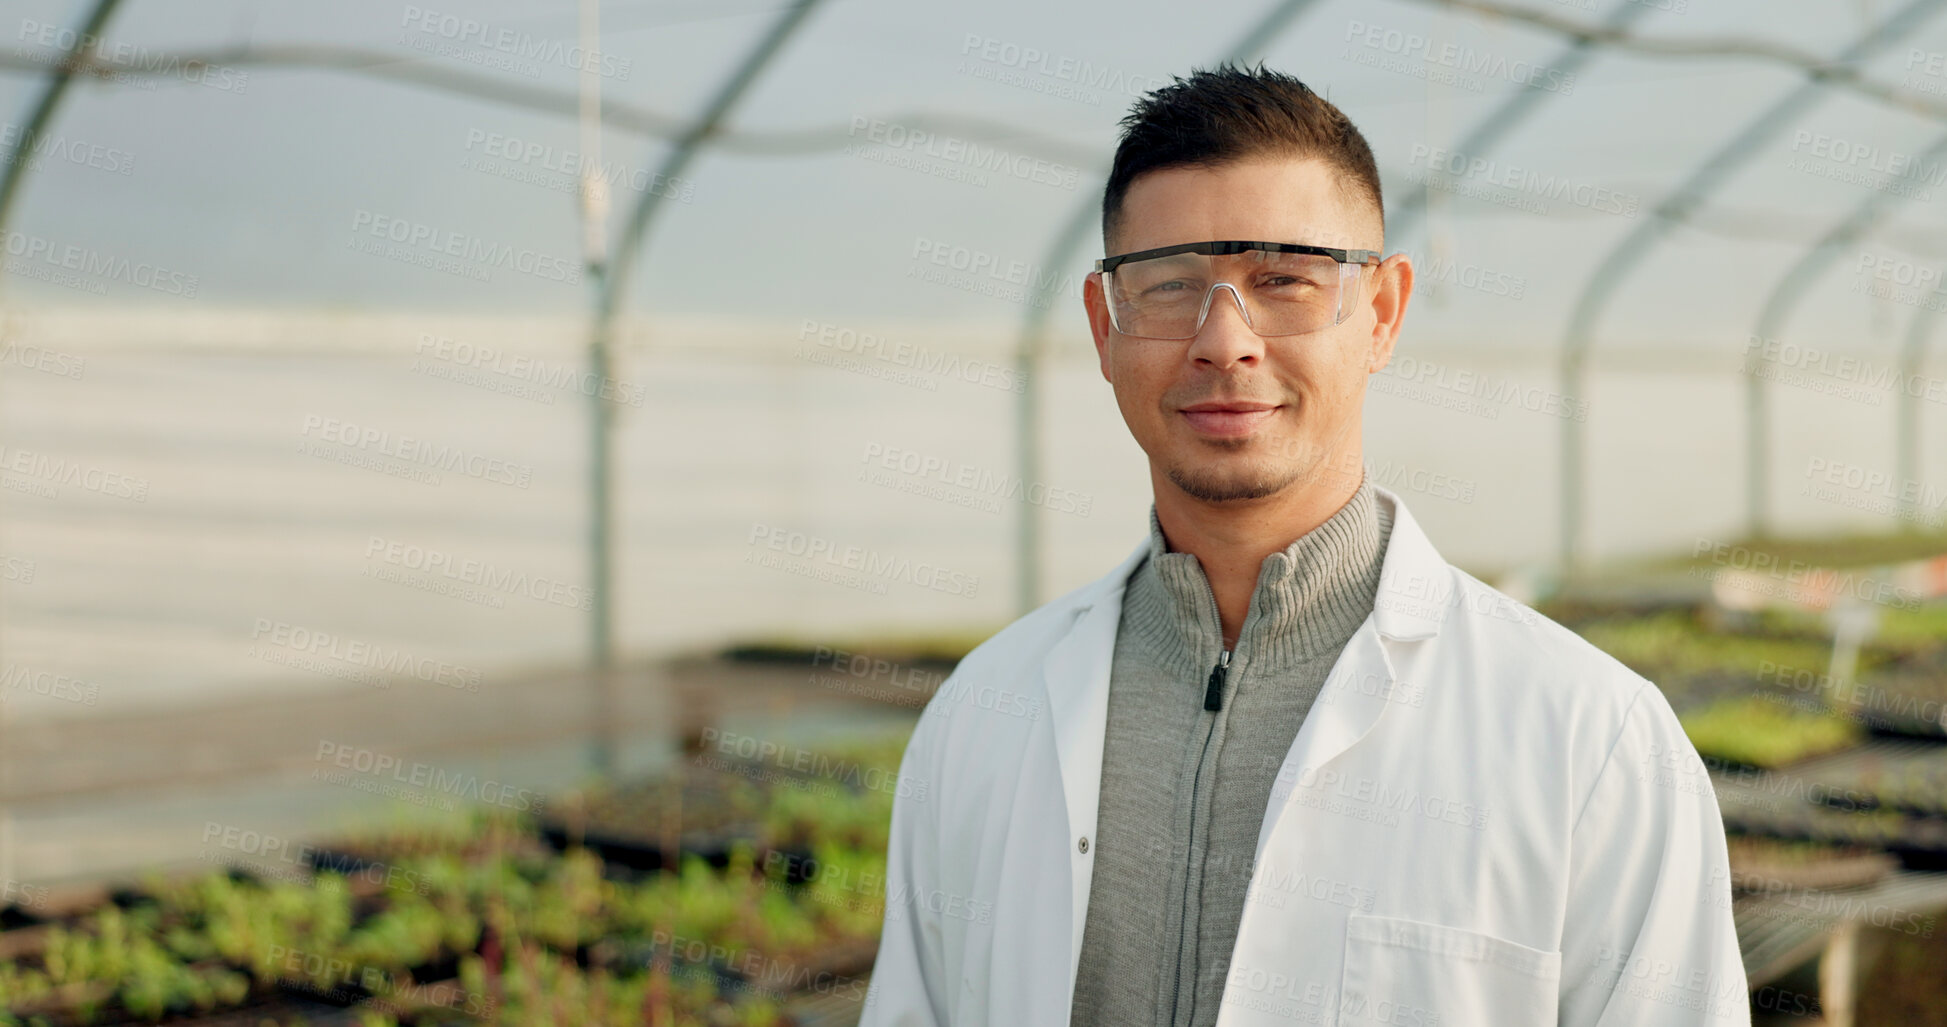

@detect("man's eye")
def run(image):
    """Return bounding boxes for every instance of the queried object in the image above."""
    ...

[1144,280,1196,296]
[1260,274,1320,290]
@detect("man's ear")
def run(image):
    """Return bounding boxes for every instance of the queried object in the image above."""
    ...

[1366,253,1412,374]
[1085,271,1115,383]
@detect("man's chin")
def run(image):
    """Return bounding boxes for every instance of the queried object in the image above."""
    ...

[1164,463,1296,503]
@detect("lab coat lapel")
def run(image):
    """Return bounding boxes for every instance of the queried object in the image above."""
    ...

[1254,487,1450,856]
[1252,622,1396,855]
[1039,488,1451,991]
[1040,536,1148,984]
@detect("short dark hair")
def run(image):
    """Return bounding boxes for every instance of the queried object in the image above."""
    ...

[1101,62,1383,250]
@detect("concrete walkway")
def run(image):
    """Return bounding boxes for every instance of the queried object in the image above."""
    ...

[0,656,915,887]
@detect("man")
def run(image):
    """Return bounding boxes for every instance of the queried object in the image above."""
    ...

[861,63,1746,1027]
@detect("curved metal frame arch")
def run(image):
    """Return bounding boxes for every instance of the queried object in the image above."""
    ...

[579,0,827,776]
[0,46,1102,171]
[1409,0,1947,127]
[1008,0,1319,615]
[1555,0,1945,576]
[0,0,125,262]
[1388,0,1655,245]
[1896,304,1939,527]
[0,0,126,907]
[602,0,825,330]
[1744,127,1947,539]
[9,0,1939,718]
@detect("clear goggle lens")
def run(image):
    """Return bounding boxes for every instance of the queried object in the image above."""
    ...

[1103,249,1368,340]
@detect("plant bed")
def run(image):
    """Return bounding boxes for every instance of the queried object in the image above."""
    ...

[590,846,881,997]
[78,865,473,1017]
[521,742,903,876]
[1574,611,1840,698]
[1847,650,1947,738]
[0,883,258,1024]
[1567,605,1947,721]
[588,921,876,1005]
[1800,743,1947,818]
[752,739,905,861]
[453,942,793,1027]
[3,725,915,1027]
[0,923,52,964]
[264,952,466,1015]
[1869,605,1947,663]
[1678,695,1862,771]
[306,811,552,882]
[777,978,871,1027]
[1717,781,1947,869]
[96,992,371,1026]
[538,824,778,877]
[1726,835,1897,892]
[1,867,500,1026]
[1648,669,1785,717]
[347,976,492,1027]
[712,734,911,793]
[540,768,774,874]
[1,904,46,934]
[720,629,985,670]
[0,922,254,1027]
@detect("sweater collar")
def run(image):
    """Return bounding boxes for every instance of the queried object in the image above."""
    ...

[1120,475,1391,678]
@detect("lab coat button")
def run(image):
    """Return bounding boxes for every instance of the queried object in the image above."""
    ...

[1078,836,1090,854]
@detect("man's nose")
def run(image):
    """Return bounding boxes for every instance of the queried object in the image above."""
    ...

[1189,282,1264,367]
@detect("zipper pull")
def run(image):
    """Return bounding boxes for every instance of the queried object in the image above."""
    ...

[1203,649,1232,712]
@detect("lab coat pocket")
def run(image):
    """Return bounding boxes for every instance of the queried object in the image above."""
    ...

[1337,913,1561,1027]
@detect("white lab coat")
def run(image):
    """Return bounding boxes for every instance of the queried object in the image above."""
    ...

[860,486,1749,1027]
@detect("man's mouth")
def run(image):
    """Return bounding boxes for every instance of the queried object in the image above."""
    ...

[1179,401,1280,437]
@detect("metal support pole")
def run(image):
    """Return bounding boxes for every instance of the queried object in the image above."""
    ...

[1011,0,1317,616]
[1897,306,1939,529]
[582,0,827,775]
[0,0,127,901]
[578,0,620,779]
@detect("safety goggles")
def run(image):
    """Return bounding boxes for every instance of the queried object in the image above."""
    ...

[1093,240,1383,341]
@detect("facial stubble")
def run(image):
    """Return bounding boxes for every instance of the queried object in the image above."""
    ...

[1164,435,1317,503]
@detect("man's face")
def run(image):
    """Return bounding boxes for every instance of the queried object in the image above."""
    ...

[1084,156,1412,505]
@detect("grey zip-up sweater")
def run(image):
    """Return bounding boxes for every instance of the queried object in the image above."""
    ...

[1069,477,1392,1027]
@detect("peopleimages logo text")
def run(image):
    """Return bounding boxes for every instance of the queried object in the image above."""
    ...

[1344,20,1576,94]
[1407,144,1637,216]
[745,522,980,598]
[15,19,248,92]
[348,210,580,285]
[399,5,631,79]
[1,231,198,296]
[298,415,533,488]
